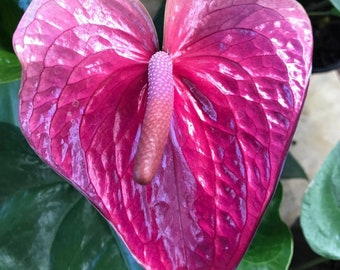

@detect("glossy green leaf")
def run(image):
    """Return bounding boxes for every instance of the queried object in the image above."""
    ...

[238,183,293,270]
[0,183,82,269]
[0,80,20,126]
[301,142,340,260]
[50,199,128,270]
[0,122,61,204]
[330,7,340,17]
[0,123,130,269]
[281,152,308,180]
[113,230,144,270]
[0,50,21,83]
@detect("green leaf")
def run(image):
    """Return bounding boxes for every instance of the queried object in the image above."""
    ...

[112,229,144,270]
[301,142,340,260]
[0,183,82,269]
[0,122,61,204]
[0,123,131,269]
[0,50,21,83]
[238,183,293,270]
[50,199,128,270]
[0,80,20,126]
[330,0,340,11]
[330,7,340,17]
[281,152,308,180]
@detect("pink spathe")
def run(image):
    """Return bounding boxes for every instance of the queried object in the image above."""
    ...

[13,0,313,269]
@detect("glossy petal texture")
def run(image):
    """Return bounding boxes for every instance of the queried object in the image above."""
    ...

[14,0,313,269]
[164,0,312,268]
[14,0,157,216]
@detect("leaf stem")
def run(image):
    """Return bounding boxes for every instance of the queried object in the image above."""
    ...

[308,11,332,16]
[293,257,329,270]
[306,0,331,12]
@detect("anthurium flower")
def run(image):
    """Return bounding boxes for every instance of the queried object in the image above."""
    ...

[13,0,312,269]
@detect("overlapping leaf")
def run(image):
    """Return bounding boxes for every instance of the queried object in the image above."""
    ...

[301,142,340,260]
[0,123,129,270]
[0,80,20,126]
[0,50,21,83]
[13,0,312,269]
[238,183,293,270]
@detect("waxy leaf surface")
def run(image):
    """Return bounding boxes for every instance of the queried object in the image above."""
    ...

[0,123,128,270]
[0,50,22,83]
[301,142,340,260]
[13,0,313,269]
[238,183,293,270]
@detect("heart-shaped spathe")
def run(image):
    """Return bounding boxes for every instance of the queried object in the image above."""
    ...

[13,0,313,269]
